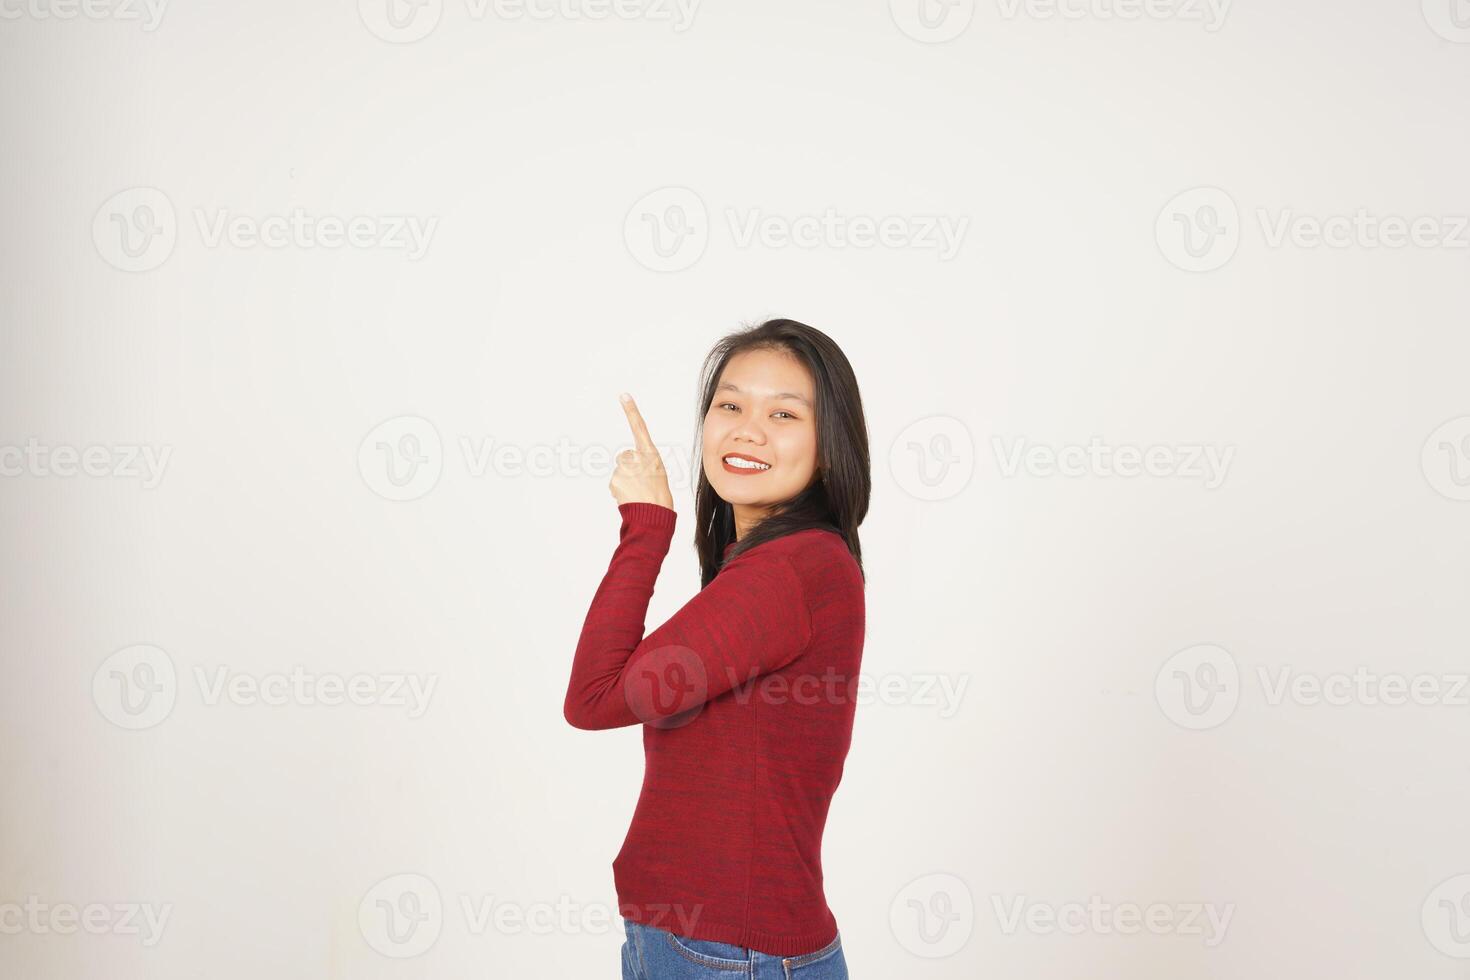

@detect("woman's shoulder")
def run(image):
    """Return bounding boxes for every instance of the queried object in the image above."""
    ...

[765,526,861,581]
[722,525,858,573]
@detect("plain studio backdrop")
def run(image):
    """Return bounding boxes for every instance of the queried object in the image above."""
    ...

[3,1,1469,977]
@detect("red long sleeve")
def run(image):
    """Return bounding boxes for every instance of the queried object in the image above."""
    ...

[563,502,812,731]
[563,501,867,957]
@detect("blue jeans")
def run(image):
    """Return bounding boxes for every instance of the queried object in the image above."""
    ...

[620,917,848,979]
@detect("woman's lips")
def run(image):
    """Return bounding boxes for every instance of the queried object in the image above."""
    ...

[721,453,771,475]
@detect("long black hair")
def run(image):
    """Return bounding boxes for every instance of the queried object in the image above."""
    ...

[692,318,870,588]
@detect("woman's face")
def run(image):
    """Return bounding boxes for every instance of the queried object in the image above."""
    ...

[701,348,819,525]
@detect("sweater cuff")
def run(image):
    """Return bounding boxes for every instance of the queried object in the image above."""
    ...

[618,502,677,531]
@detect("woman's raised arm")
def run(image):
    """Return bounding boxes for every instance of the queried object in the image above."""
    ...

[562,502,812,731]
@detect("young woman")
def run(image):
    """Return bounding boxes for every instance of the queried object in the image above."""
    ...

[564,318,870,979]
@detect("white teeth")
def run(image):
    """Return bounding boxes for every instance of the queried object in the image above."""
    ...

[725,456,770,470]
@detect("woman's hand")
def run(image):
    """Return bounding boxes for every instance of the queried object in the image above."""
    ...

[610,393,675,510]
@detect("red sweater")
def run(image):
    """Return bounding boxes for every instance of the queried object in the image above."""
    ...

[564,502,865,957]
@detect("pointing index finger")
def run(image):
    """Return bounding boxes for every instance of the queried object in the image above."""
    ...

[619,392,656,452]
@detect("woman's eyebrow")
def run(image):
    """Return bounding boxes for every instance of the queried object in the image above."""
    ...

[716,382,812,408]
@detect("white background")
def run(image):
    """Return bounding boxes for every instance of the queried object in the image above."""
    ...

[3,0,1470,977]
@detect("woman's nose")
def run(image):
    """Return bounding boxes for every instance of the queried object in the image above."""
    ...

[731,422,766,444]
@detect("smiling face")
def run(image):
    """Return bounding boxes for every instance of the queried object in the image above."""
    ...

[701,347,819,538]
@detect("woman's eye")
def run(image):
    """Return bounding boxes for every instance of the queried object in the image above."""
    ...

[714,403,796,419]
